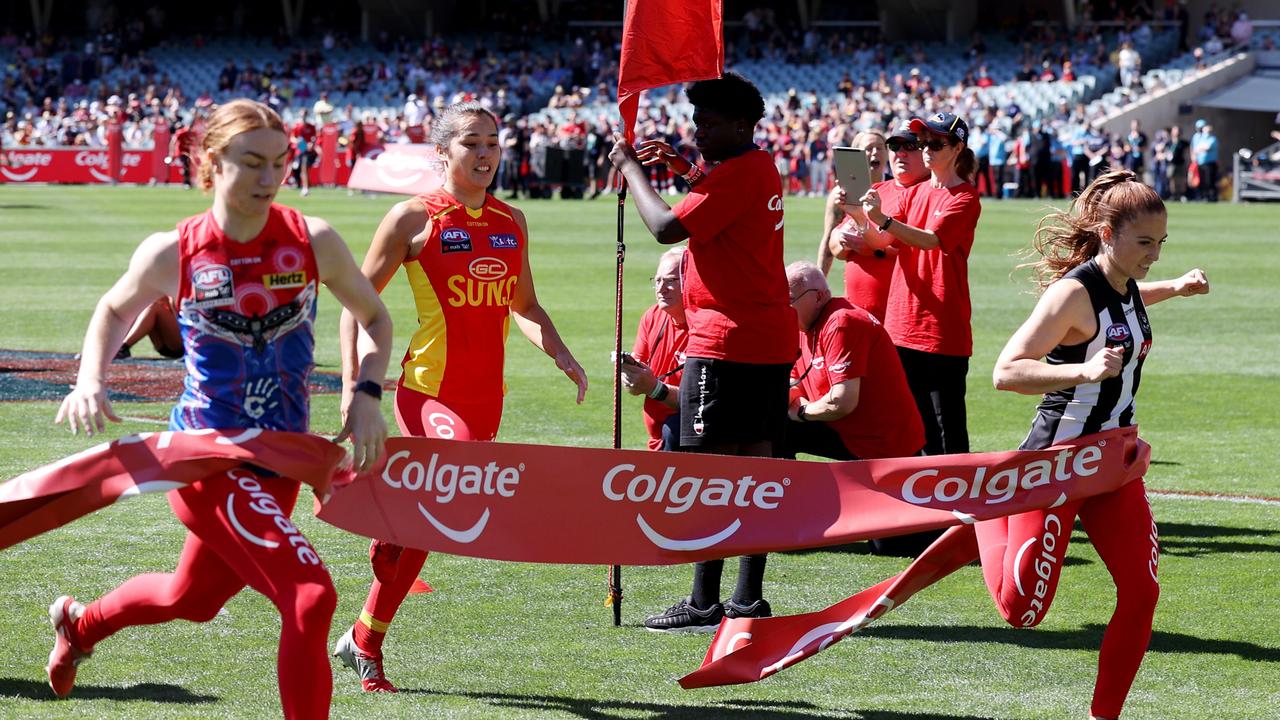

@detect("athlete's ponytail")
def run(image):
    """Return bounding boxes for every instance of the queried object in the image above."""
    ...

[1023,170,1165,290]
[953,144,977,185]
[197,99,286,191]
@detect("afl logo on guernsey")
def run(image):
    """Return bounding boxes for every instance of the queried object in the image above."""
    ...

[190,264,235,309]
[441,228,473,254]
[1105,323,1131,345]
[469,257,508,280]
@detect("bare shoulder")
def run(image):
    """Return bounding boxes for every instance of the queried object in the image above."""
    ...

[133,229,181,265]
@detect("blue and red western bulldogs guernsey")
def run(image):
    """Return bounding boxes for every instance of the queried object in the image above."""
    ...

[170,204,319,432]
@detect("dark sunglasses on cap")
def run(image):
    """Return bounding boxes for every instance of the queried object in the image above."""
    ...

[887,139,919,152]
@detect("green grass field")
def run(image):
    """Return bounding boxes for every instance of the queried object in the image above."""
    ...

[0,185,1277,719]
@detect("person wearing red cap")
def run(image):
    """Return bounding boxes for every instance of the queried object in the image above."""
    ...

[859,111,981,458]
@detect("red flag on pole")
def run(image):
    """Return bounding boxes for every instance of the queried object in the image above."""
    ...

[617,0,725,143]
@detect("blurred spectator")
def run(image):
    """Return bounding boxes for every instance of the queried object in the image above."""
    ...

[1230,13,1254,48]
[1191,119,1219,202]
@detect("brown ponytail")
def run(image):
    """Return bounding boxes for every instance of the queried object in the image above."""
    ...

[953,144,977,185]
[1023,170,1165,290]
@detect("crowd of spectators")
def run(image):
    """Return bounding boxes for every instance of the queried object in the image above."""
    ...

[1,5,1267,204]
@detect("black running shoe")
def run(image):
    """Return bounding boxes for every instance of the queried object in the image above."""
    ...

[643,597,724,633]
[724,598,772,619]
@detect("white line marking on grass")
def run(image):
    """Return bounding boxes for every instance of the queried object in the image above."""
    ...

[1150,490,1280,506]
[119,416,169,426]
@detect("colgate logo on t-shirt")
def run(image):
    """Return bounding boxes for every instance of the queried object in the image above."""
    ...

[767,194,783,211]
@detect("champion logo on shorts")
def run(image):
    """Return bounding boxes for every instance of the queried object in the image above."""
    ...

[488,233,519,249]
[440,228,473,254]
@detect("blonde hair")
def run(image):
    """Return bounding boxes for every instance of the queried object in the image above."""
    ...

[197,99,286,190]
[1024,170,1165,289]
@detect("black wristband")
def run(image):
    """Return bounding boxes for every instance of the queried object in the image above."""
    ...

[797,404,809,422]
[878,216,894,233]
[353,380,383,401]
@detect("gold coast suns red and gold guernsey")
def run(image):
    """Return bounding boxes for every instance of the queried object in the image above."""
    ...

[400,189,523,404]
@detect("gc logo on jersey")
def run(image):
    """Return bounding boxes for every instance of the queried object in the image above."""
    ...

[489,233,519,249]
[441,228,473,254]
[469,257,509,281]
[190,263,235,309]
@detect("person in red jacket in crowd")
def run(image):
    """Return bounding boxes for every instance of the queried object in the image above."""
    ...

[289,108,317,196]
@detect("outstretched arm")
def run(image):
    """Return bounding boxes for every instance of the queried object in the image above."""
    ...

[1137,267,1209,306]
[312,216,394,472]
[57,231,180,435]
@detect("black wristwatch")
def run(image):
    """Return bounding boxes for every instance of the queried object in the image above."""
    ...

[878,216,894,233]
[797,404,810,422]
[353,380,383,401]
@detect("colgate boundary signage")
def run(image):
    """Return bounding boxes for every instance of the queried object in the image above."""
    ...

[346,144,444,195]
[315,426,1148,565]
[1,147,155,184]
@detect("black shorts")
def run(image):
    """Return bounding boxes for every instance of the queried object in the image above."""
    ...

[679,357,790,448]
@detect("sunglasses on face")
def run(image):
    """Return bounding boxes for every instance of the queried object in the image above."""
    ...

[923,139,953,152]
[887,140,919,152]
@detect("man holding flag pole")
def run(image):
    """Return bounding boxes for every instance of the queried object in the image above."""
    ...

[608,0,729,626]
[609,66,798,631]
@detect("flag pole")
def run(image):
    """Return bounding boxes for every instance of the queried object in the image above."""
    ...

[608,176,628,627]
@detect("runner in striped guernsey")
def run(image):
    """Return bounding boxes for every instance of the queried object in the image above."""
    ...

[989,170,1209,719]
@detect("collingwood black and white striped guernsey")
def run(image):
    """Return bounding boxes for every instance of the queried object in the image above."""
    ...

[1022,258,1152,450]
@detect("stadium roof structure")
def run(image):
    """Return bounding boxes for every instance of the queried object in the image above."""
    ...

[1195,70,1280,113]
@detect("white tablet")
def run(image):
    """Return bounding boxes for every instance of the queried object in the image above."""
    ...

[832,146,872,203]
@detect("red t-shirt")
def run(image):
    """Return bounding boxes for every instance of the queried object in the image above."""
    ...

[885,181,981,356]
[839,178,917,323]
[405,125,427,144]
[290,122,317,146]
[793,299,924,459]
[631,304,688,451]
[672,149,797,364]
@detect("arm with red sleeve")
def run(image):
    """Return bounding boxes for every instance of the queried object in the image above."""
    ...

[864,183,980,254]
[672,165,745,244]
[791,311,869,422]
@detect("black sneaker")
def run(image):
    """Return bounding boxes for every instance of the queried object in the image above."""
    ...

[643,597,724,633]
[724,598,772,619]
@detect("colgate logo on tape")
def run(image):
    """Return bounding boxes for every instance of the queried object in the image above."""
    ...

[381,451,523,544]
[602,464,789,552]
[897,445,1103,506]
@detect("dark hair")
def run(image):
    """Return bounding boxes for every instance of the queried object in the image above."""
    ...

[1024,170,1165,289]
[685,72,765,124]
[954,145,977,184]
[430,101,498,149]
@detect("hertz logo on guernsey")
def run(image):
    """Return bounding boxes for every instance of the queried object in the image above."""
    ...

[447,256,517,308]
[263,271,306,289]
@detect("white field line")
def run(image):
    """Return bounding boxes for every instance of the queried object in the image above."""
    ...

[1150,490,1280,507]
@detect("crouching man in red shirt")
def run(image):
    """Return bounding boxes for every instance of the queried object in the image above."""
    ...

[782,261,924,462]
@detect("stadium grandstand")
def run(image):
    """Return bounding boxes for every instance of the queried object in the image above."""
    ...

[3,0,1278,200]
